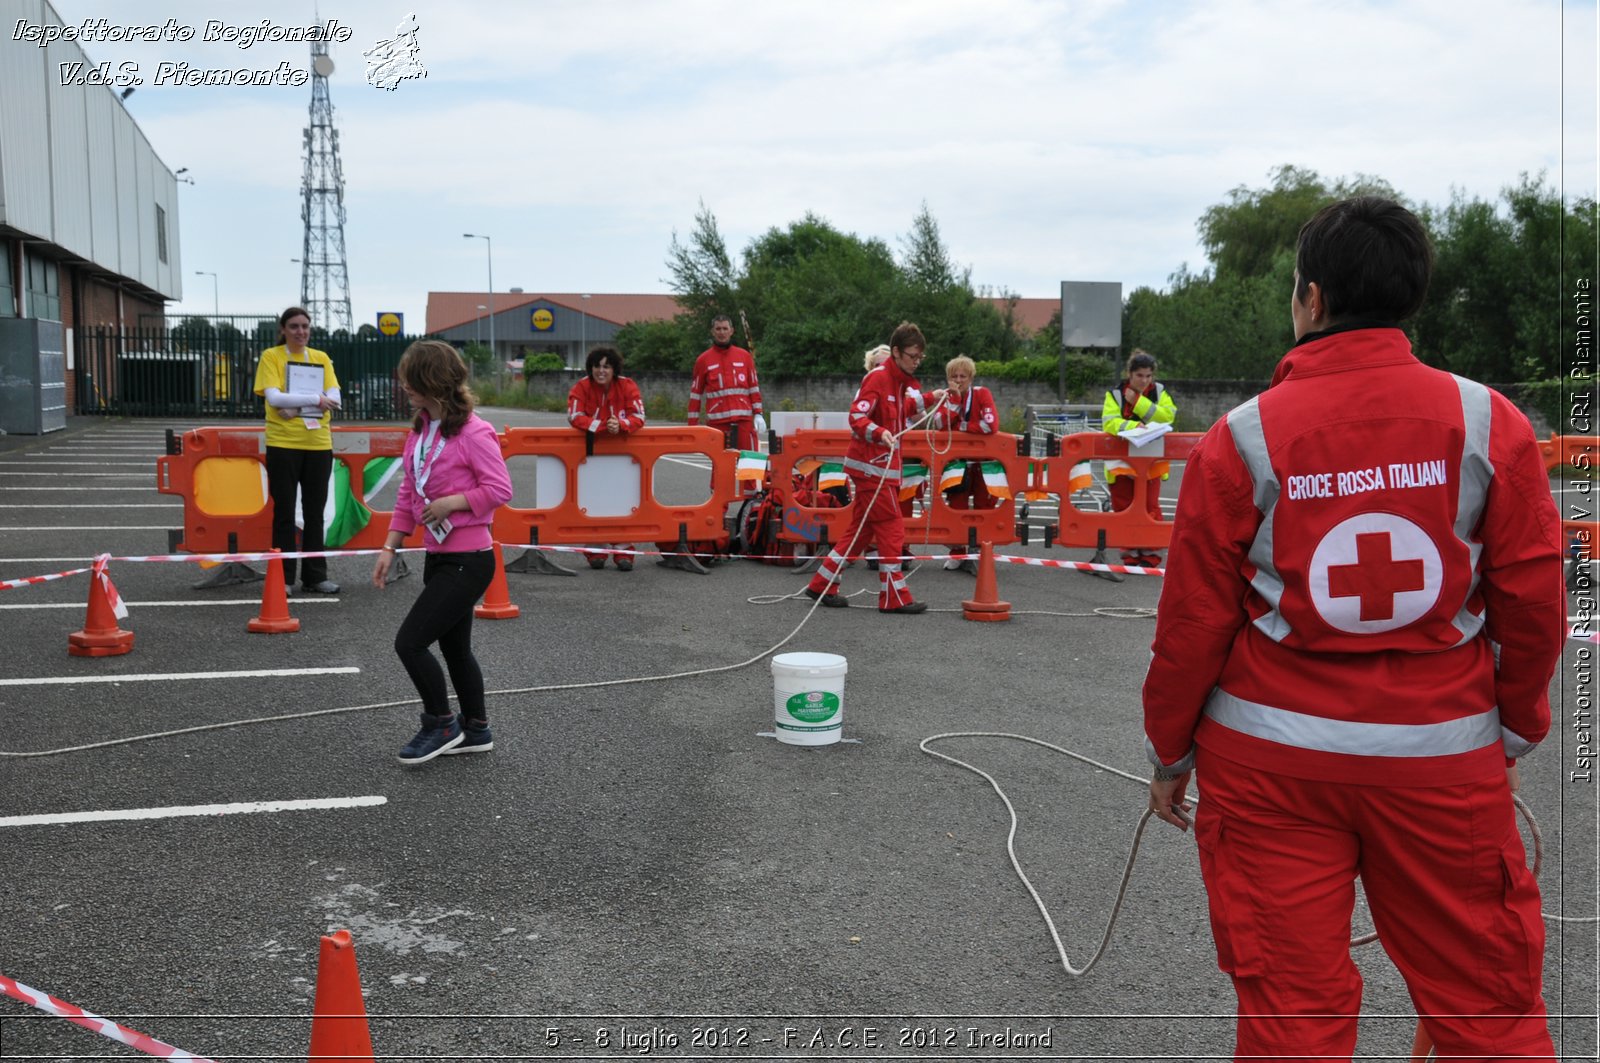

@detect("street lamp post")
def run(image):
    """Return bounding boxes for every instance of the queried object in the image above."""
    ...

[579,293,591,368]
[463,233,494,365]
[194,270,218,319]
[475,304,486,348]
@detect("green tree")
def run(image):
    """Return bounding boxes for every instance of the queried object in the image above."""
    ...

[1416,174,1597,382]
[737,212,903,373]
[665,198,737,325]
[1198,164,1399,280]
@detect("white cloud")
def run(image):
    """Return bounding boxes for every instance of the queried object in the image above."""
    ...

[47,0,1595,335]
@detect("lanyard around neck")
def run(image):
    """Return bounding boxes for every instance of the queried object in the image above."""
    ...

[412,418,446,497]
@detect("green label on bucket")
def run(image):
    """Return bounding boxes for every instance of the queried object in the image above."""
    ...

[786,690,840,723]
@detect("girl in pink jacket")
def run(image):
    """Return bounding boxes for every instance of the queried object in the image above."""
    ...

[373,341,513,764]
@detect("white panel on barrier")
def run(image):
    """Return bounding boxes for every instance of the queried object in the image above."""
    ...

[814,412,850,430]
[770,411,814,434]
[576,455,640,517]
[534,455,567,508]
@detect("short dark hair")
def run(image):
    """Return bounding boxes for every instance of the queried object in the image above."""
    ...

[711,315,733,327]
[585,345,623,376]
[889,321,926,353]
[1295,196,1433,323]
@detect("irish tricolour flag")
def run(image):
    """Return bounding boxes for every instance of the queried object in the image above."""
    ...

[736,450,769,484]
[319,458,401,547]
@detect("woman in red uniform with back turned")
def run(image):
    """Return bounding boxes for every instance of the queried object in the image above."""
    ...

[1142,197,1563,1063]
[568,346,646,571]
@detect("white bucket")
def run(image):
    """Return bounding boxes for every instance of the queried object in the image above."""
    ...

[771,652,847,746]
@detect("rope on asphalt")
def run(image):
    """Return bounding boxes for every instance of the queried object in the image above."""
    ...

[919,730,1592,983]
[3,401,953,761]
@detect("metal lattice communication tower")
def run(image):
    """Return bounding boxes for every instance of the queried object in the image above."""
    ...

[299,32,352,332]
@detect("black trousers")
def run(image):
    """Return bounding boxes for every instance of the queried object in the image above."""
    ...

[264,445,332,586]
[394,550,495,721]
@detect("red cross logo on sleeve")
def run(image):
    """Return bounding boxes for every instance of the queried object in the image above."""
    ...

[1309,513,1442,634]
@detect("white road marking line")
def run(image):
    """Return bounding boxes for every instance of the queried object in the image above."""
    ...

[0,526,175,531]
[0,667,360,687]
[0,487,161,491]
[0,461,151,467]
[0,504,180,509]
[0,472,145,478]
[0,599,339,609]
[0,795,388,828]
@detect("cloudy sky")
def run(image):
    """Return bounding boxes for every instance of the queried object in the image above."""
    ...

[42,0,1600,332]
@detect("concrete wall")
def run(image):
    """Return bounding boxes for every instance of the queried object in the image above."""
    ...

[524,371,1555,435]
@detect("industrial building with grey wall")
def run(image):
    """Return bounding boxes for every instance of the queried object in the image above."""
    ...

[0,0,182,431]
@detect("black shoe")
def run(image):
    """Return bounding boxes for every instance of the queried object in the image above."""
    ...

[303,580,340,594]
[586,553,607,570]
[881,601,927,614]
[803,587,848,608]
[614,556,633,572]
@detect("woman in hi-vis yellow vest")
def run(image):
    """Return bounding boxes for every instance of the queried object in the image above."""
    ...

[252,306,342,594]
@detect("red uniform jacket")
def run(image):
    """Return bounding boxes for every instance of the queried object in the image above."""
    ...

[567,376,645,434]
[687,345,762,427]
[1143,326,1563,785]
[937,385,998,435]
[843,359,933,485]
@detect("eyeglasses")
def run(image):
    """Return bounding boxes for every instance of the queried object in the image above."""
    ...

[898,349,926,361]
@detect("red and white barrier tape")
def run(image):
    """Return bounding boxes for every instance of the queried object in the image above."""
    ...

[0,566,91,592]
[0,973,217,1062]
[0,543,1165,591]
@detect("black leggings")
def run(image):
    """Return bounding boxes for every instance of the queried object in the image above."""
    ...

[264,445,332,586]
[394,550,495,721]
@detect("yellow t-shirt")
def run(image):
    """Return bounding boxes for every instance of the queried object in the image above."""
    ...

[254,345,339,450]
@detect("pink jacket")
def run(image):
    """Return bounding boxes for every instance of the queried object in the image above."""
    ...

[389,412,512,552]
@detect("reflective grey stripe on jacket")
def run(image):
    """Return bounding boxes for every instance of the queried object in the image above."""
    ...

[702,387,758,401]
[1206,688,1502,757]
[843,456,899,482]
[1224,379,1495,645]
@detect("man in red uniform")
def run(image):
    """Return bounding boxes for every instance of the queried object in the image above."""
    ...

[802,321,943,614]
[1143,197,1563,1062]
[687,315,764,451]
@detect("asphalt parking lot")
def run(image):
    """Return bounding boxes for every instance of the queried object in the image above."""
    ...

[0,413,1594,1062]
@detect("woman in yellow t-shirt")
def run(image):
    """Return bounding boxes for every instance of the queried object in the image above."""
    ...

[252,306,342,594]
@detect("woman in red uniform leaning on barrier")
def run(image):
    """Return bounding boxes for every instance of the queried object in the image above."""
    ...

[1143,196,1564,1062]
[253,306,342,594]
[568,345,646,571]
[373,341,513,765]
[936,355,1004,575]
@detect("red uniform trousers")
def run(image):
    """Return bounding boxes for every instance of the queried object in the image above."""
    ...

[1195,747,1553,1063]
[805,471,915,610]
[945,464,996,555]
[1109,473,1163,564]
[704,417,758,452]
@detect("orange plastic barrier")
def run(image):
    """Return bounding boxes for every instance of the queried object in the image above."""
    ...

[155,425,414,554]
[494,425,737,552]
[763,429,1028,552]
[1037,431,1202,552]
[1542,434,1597,555]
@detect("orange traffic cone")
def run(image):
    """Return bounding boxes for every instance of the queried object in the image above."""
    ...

[307,929,375,1063]
[68,564,134,657]
[474,543,520,620]
[962,541,1011,622]
[248,550,301,634]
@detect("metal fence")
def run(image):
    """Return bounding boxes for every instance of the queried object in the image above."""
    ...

[77,326,415,421]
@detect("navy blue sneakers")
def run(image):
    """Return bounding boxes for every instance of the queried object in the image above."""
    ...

[443,720,494,755]
[397,712,463,764]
